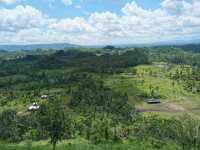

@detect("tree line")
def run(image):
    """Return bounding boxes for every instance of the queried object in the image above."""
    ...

[1,77,200,150]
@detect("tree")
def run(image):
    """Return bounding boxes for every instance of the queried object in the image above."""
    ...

[37,96,70,150]
[103,45,116,50]
[0,109,25,142]
[175,115,200,150]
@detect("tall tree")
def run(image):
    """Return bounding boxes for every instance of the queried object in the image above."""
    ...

[37,96,70,150]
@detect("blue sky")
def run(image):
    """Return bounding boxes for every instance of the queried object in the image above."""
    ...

[0,0,199,45]
[0,0,164,18]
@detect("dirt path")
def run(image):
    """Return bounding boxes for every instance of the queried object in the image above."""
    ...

[137,103,187,113]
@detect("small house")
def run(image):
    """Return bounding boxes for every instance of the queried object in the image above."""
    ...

[41,95,48,99]
[146,99,161,104]
[28,103,40,111]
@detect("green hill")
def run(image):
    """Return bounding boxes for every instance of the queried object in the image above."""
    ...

[1,47,200,149]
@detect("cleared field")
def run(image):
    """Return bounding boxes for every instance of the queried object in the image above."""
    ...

[105,63,200,117]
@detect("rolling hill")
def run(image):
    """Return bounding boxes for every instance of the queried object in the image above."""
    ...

[0,43,77,51]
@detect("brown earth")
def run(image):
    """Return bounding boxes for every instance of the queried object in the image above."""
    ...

[137,102,187,113]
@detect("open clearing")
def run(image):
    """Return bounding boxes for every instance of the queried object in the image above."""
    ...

[137,102,187,113]
[105,63,200,117]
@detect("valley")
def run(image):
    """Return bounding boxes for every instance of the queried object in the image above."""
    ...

[1,46,200,150]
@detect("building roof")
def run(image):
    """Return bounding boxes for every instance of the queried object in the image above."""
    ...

[146,99,161,104]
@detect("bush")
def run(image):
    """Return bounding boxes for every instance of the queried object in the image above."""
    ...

[0,109,25,142]
[23,129,41,141]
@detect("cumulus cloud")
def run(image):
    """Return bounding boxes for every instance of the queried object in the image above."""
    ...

[0,0,17,4]
[49,17,95,33]
[0,0,200,45]
[161,0,191,15]
[0,5,47,32]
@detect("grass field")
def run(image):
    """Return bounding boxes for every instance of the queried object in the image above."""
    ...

[2,62,200,118]
[105,62,200,117]
[0,139,179,150]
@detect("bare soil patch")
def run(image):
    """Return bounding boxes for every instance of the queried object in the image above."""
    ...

[137,102,187,113]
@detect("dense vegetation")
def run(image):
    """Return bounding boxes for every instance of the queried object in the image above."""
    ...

[1,45,200,150]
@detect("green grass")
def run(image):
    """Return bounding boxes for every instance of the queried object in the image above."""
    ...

[104,62,200,117]
[0,140,179,150]
[2,62,200,117]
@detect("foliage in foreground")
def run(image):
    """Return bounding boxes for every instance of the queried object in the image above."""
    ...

[0,141,179,150]
[1,77,200,150]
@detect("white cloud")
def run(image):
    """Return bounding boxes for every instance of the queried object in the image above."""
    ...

[0,0,200,45]
[49,17,95,33]
[0,0,17,4]
[0,5,47,32]
[122,1,151,16]
[161,0,191,15]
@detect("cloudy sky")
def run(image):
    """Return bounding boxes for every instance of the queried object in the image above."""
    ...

[0,0,199,45]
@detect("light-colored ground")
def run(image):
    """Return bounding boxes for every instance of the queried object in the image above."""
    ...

[137,102,187,113]
[105,63,200,117]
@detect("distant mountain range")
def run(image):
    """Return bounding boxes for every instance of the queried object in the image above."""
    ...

[111,39,200,48]
[0,43,77,51]
[0,41,200,52]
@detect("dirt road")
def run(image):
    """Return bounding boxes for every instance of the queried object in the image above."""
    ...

[137,102,187,113]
